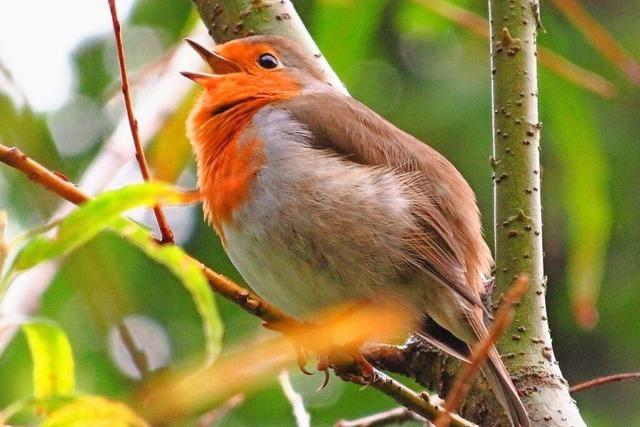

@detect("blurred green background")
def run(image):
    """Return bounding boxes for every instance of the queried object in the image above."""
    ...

[0,0,638,425]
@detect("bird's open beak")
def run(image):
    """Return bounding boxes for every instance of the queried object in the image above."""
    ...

[184,38,241,75]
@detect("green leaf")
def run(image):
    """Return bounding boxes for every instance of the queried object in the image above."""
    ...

[42,396,148,427]
[11,183,189,272]
[6,181,220,362]
[542,74,612,329]
[115,220,223,362]
[0,210,7,272]
[0,318,75,400]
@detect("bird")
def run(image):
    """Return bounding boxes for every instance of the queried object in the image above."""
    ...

[181,35,530,427]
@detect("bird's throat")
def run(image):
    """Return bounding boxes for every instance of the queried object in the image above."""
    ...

[187,96,273,238]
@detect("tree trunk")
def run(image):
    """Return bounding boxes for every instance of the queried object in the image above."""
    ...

[488,0,585,425]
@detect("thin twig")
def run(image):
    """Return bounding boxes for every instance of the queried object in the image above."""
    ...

[550,0,640,86]
[117,322,151,379]
[412,0,616,98]
[570,372,640,393]
[333,357,475,427]
[197,394,245,427]
[335,406,426,427]
[435,276,529,427]
[278,370,311,427]
[370,372,475,427]
[0,143,292,326]
[107,0,174,244]
[1,144,475,424]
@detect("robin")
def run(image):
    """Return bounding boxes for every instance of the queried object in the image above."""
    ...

[182,36,529,426]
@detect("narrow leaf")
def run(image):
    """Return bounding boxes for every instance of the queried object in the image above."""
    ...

[115,220,223,362]
[543,75,612,329]
[0,318,75,400]
[12,183,190,272]
[42,396,148,427]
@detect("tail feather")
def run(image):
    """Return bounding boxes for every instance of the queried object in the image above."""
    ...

[482,348,530,427]
[467,313,530,427]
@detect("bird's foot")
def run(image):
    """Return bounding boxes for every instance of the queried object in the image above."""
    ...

[262,319,316,376]
[262,313,377,388]
[322,348,377,387]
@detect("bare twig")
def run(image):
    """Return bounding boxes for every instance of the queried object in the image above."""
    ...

[197,394,245,427]
[435,276,529,427]
[570,372,640,394]
[0,146,88,205]
[1,143,476,425]
[550,0,640,86]
[0,143,291,326]
[278,371,311,427]
[412,0,616,98]
[107,0,174,244]
[117,322,151,379]
[335,406,425,427]
[370,372,474,427]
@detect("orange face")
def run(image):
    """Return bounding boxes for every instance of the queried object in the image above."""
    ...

[183,38,305,117]
[216,40,284,75]
[183,38,305,236]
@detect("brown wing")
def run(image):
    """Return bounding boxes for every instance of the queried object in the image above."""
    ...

[279,90,493,308]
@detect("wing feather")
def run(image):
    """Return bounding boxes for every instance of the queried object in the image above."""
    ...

[278,91,492,308]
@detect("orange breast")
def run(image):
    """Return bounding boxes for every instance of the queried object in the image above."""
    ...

[201,136,264,237]
[187,71,301,240]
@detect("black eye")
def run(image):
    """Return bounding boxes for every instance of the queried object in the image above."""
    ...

[257,53,279,69]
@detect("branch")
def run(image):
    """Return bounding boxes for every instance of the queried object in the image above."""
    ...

[330,362,476,427]
[0,29,206,359]
[413,0,616,98]
[488,0,586,425]
[0,143,478,425]
[107,0,174,244]
[570,372,640,394]
[336,407,425,427]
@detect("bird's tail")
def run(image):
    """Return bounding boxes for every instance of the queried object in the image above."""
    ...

[468,314,530,427]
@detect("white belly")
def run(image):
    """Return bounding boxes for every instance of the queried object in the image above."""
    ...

[219,110,419,318]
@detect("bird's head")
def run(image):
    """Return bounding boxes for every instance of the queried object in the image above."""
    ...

[181,36,329,117]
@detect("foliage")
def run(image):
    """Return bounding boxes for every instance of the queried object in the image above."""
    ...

[0,0,638,426]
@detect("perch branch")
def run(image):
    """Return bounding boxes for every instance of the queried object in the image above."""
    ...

[107,0,174,243]
[0,143,478,426]
[335,406,425,427]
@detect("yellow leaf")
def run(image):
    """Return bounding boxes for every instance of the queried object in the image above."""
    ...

[42,396,148,427]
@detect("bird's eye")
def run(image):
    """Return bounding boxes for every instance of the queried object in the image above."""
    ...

[257,53,279,69]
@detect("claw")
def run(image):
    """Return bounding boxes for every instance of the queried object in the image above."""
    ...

[316,366,331,391]
[296,347,313,376]
[316,355,331,391]
[355,353,375,383]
